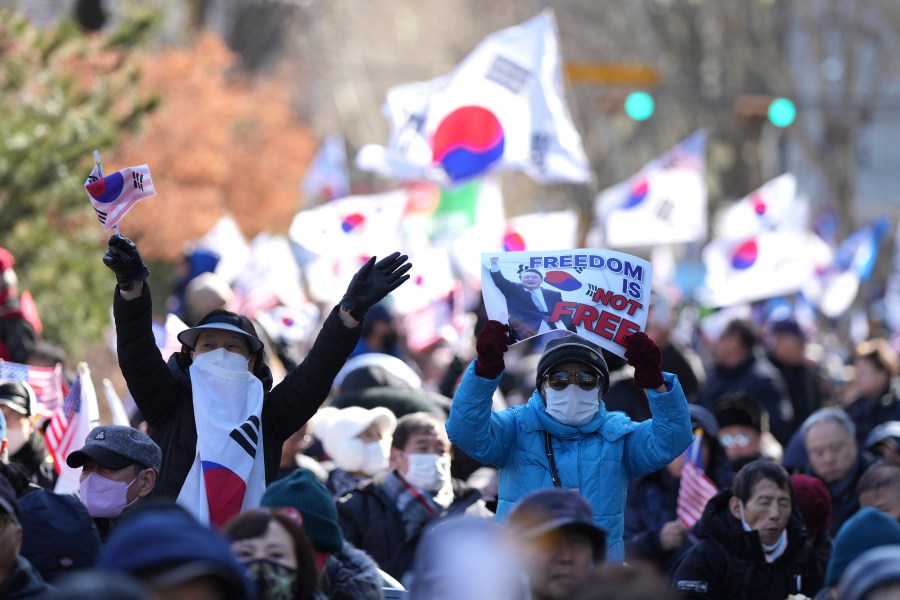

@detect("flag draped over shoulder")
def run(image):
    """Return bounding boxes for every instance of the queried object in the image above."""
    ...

[355,10,591,185]
[49,364,97,492]
[590,130,707,248]
[84,164,156,231]
[0,361,64,418]
[677,429,718,529]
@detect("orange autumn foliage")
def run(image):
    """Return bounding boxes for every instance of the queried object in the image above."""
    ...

[113,32,316,261]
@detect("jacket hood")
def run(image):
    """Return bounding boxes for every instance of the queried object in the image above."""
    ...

[322,541,384,600]
[694,488,809,562]
[526,390,636,442]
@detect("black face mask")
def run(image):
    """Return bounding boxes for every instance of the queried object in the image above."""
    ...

[245,558,298,600]
[381,332,398,350]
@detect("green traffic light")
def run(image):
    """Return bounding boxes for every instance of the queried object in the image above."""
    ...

[768,97,796,127]
[624,91,655,121]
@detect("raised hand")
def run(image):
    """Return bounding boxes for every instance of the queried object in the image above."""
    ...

[103,235,150,291]
[475,320,510,379]
[625,331,664,390]
[339,252,412,320]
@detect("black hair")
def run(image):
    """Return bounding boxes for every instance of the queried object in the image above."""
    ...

[391,412,445,451]
[519,268,543,279]
[222,508,318,600]
[722,318,760,350]
[732,460,792,504]
[857,463,900,497]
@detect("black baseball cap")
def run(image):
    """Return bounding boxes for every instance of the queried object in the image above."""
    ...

[0,379,36,417]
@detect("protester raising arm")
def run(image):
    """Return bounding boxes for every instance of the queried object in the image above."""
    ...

[446,320,517,468]
[265,252,412,442]
[106,233,412,519]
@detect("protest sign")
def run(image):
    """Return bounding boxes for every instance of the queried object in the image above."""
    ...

[482,249,653,357]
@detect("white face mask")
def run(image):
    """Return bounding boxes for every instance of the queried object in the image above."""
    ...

[403,453,451,492]
[6,425,27,456]
[192,348,250,373]
[362,439,389,476]
[544,386,599,426]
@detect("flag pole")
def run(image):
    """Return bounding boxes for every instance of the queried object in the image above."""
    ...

[93,150,120,236]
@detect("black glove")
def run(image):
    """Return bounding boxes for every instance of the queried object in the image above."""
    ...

[103,235,150,291]
[339,252,412,320]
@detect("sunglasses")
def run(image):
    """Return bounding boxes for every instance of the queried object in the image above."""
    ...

[545,370,601,391]
[719,433,752,448]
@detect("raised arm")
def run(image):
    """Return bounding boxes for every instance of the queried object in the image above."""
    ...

[265,252,412,442]
[446,321,517,467]
[621,332,693,478]
[105,235,180,428]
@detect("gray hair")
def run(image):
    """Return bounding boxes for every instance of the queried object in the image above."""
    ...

[800,407,856,443]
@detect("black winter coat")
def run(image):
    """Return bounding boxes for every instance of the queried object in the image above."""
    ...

[671,489,822,600]
[698,351,794,445]
[336,473,484,580]
[114,288,361,500]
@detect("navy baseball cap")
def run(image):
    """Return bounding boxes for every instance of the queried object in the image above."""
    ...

[507,488,607,559]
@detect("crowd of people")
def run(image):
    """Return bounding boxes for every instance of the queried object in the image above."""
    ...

[1,236,900,600]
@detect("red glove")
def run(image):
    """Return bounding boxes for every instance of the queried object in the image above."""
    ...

[475,320,510,379]
[625,331,664,389]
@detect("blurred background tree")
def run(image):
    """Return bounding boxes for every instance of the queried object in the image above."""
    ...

[0,7,160,359]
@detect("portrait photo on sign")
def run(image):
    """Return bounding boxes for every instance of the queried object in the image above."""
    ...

[481,249,653,357]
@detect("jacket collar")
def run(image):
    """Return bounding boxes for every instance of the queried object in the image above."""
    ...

[522,390,635,441]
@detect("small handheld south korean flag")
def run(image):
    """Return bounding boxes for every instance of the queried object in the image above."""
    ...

[84,153,156,231]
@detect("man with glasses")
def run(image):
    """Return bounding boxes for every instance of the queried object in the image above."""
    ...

[712,392,774,472]
[0,475,48,598]
[447,322,693,562]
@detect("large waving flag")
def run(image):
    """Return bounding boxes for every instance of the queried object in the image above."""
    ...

[714,173,807,240]
[84,164,156,231]
[0,361,64,418]
[589,130,707,248]
[231,234,306,319]
[50,363,98,492]
[808,218,890,318]
[696,231,832,307]
[356,10,591,185]
[677,430,718,529]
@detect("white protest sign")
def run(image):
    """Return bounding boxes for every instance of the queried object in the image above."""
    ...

[481,249,653,357]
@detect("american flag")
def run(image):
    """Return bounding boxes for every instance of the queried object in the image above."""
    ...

[676,429,718,529]
[0,360,65,417]
[45,369,89,474]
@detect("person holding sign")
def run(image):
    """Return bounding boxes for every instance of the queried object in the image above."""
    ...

[446,322,693,563]
[488,256,576,342]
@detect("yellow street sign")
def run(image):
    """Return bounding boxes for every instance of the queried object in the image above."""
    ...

[564,62,663,85]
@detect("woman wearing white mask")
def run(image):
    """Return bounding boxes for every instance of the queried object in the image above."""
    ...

[312,405,396,498]
[446,321,693,564]
[104,234,411,528]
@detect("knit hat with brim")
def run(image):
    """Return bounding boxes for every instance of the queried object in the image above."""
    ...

[536,335,610,395]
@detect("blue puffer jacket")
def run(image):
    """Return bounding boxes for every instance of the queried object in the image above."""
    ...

[446,361,693,563]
